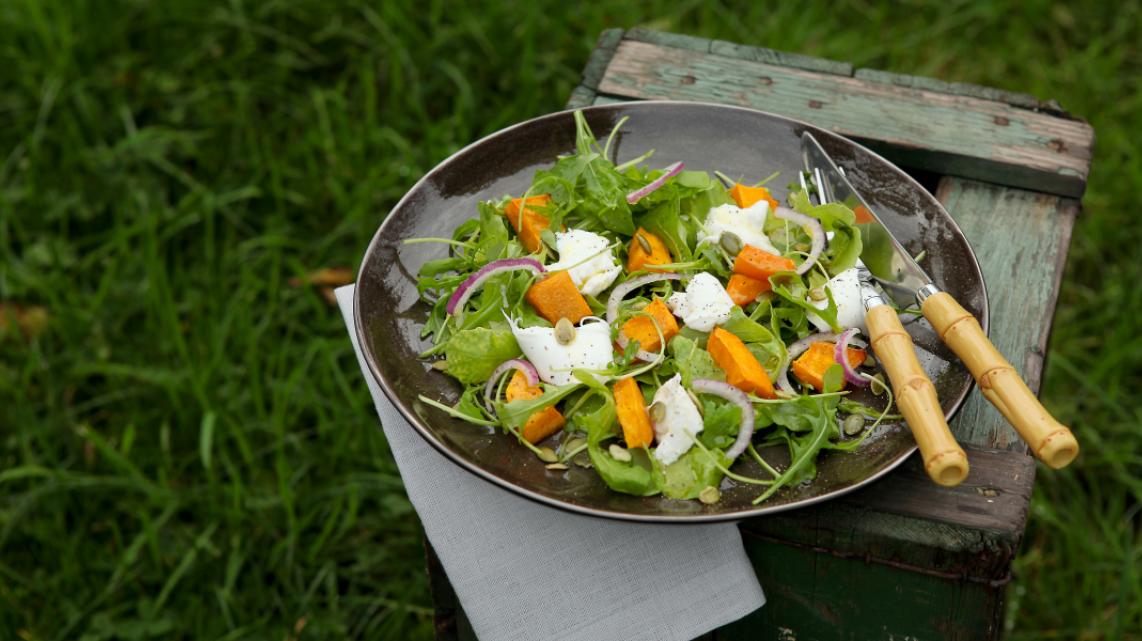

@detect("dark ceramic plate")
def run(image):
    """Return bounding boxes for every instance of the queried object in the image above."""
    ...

[355,101,988,523]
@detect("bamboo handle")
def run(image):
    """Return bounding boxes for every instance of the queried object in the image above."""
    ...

[921,292,1078,469]
[866,305,969,486]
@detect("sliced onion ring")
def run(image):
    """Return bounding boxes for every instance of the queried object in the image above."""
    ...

[774,206,825,276]
[690,378,756,460]
[605,272,682,325]
[626,161,684,204]
[446,258,545,316]
[483,359,540,412]
[775,331,838,394]
[835,328,871,387]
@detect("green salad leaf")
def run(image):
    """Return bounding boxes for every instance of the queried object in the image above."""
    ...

[443,327,521,384]
[656,447,726,500]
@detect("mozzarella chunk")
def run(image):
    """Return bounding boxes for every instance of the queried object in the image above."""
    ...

[699,202,781,256]
[546,230,621,297]
[651,374,705,465]
[666,272,734,332]
[510,317,613,386]
[808,267,867,333]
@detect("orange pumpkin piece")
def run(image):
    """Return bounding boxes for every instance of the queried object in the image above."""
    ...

[504,195,553,253]
[791,342,867,391]
[733,245,796,283]
[725,273,770,306]
[730,183,780,212]
[505,370,566,444]
[707,327,776,399]
[613,377,653,448]
[852,205,875,224]
[525,271,593,325]
[620,298,679,355]
[626,228,673,273]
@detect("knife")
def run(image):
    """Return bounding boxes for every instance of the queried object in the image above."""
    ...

[801,132,1080,473]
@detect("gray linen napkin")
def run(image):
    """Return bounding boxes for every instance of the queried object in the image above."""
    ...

[336,285,764,641]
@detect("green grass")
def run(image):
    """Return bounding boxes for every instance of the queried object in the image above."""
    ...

[1,0,1138,639]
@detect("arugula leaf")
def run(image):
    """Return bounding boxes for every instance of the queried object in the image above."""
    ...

[772,278,840,332]
[698,399,741,450]
[822,363,845,394]
[578,388,661,496]
[655,447,726,500]
[493,382,583,432]
[443,327,521,384]
[669,335,725,387]
[752,394,843,501]
[788,189,863,275]
[638,200,694,261]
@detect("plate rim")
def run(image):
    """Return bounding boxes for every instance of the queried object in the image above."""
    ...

[354,99,990,523]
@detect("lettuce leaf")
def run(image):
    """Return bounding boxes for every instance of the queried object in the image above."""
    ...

[655,447,726,499]
[443,327,521,384]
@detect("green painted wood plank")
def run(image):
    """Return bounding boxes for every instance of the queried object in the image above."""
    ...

[597,40,1093,198]
[740,446,1035,581]
[579,28,624,90]
[624,26,712,52]
[564,84,598,109]
[710,39,853,76]
[856,67,1066,114]
[936,177,1078,451]
[722,537,1006,640]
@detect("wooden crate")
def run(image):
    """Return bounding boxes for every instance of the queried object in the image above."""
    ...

[428,28,1093,641]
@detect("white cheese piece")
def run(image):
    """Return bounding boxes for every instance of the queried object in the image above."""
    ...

[651,374,705,465]
[808,267,867,333]
[666,272,734,332]
[510,317,613,386]
[699,202,781,256]
[546,229,621,297]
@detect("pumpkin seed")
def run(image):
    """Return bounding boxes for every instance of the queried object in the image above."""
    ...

[536,447,559,463]
[431,360,449,371]
[563,437,586,453]
[843,414,866,436]
[863,353,878,367]
[795,242,810,252]
[573,452,593,468]
[809,287,827,301]
[699,486,721,504]
[545,463,569,471]
[649,401,666,423]
[870,373,887,396]
[636,233,653,254]
[718,231,743,255]
[608,444,632,462]
[554,318,576,345]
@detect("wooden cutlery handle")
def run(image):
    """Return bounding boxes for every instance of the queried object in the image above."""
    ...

[921,292,1079,469]
[866,305,969,486]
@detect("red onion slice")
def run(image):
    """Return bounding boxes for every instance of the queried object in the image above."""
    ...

[835,328,870,387]
[605,272,682,325]
[626,161,684,204]
[774,206,825,275]
[483,358,540,412]
[775,331,838,394]
[691,378,756,460]
[446,258,545,316]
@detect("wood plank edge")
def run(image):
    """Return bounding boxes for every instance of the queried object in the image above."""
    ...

[580,28,625,90]
[565,85,599,109]
[709,39,853,76]
[854,67,1075,119]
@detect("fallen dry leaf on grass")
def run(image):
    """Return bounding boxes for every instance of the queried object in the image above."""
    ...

[0,303,49,339]
[289,267,354,306]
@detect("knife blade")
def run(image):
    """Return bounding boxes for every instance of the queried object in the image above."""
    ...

[799,132,1079,470]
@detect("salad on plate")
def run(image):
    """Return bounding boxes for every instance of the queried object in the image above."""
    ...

[409,111,896,505]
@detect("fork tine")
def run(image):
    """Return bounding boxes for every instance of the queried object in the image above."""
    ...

[799,171,814,205]
[814,167,829,204]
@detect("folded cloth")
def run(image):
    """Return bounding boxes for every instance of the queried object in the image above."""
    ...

[336,285,763,641]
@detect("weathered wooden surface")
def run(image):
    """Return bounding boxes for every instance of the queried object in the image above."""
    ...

[936,177,1078,451]
[595,39,1093,198]
[741,446,1036,581]
[854,68,1066,114]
